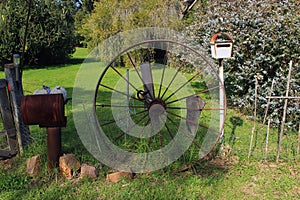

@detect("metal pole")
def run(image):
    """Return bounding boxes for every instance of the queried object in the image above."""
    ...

[47,127,62,169]
[126,69,130,136]
[218,59,225,142]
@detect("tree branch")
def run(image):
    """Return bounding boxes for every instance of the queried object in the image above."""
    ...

[182,0,198,19]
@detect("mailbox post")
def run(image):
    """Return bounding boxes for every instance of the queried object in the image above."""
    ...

[210,32,233,142]
[21,94,66,168]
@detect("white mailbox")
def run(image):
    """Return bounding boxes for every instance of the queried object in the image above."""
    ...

[210,32,233,59]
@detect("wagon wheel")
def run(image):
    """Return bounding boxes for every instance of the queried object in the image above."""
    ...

[93,39,226,172]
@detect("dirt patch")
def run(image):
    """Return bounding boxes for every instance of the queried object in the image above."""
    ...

[257,161,300,177]
[192,157,233,178]
[241,181,263,199]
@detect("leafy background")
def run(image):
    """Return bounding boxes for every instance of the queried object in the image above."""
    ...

[187,0,300,129]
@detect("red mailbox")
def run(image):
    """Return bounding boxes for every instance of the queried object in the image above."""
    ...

[21,94,66,127]
[21,93,67,168]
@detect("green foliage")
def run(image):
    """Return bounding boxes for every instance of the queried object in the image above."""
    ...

[26,0,77,65]
[188,0,300,129]
[77,0,182,49]
[0,0,77,66]
[0,0,27,65]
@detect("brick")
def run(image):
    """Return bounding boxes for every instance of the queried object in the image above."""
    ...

[80,163,97,179]
[107,170,134,183]
[59,154,80,179]
[26,155,41,177]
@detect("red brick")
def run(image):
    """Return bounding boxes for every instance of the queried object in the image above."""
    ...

[59,154,80,179]
[26,155,41,177]
[107,171,134,183]
[80,163,97,179]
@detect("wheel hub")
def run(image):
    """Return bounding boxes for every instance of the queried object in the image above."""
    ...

[148,98,167,131]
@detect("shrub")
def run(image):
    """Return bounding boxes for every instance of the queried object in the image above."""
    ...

[187,0,300,129]
[0,0,77,66]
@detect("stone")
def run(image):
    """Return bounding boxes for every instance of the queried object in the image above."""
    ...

[59,154,80,179]
[80,163,97,179]
[26,155,41,177]
[107,170,135,183]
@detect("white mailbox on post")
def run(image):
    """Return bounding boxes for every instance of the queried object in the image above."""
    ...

[210,32,233,59]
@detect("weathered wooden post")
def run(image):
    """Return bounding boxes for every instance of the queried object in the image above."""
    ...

[276,61,292,162]
[248,78,258,160]
[296,123,299,164]
[0,79,18,158]
[4,63,30,154]
[265,61,300,162]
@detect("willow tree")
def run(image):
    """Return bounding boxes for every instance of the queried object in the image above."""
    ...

[78,0,183,49]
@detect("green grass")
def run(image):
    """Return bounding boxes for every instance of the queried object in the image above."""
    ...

[0,48,299,199]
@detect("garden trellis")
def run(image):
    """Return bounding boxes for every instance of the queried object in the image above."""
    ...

[264,61,300,162]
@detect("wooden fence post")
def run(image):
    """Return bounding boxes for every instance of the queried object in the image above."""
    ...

[276,61,293,162]
[262,79,275,126]
[297,123,300,164]
[264,119,271,161]
[0,79,18,157]
[248,78,258,160]
[4,63,30,154]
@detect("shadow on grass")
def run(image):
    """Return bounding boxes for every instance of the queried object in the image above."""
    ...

[67,58,86,65]
[191,159,231,179]
[60,88,115,165]
[20,57,98,71]
[229,116,243,148]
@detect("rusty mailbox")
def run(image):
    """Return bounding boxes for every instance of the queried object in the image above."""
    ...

[21,94,66,127]
[21,93,67,169]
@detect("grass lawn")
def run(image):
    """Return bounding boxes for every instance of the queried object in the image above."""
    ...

[0,48,299,199]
